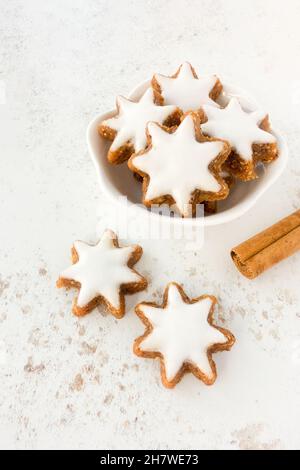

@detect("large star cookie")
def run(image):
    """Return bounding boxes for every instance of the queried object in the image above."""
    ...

[201,98,278,180]
[152,62,222,113]
[98,88,181,164]
[57,230,147,318]
[128,114,230,217]
[134,282,235,388]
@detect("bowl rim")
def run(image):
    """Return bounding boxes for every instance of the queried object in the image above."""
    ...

[87,79,288,227]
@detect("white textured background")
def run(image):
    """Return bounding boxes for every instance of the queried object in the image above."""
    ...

[1,0,300,450]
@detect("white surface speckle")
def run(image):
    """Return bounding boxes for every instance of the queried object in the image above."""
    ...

[0,0,300,450]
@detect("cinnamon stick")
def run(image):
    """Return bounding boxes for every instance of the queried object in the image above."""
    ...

[231,209,300,279]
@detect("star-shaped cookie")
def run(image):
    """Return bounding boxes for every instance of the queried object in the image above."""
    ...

[57,230,147,318]
[201,98,278,180]
[98,88,181,164]
[128,114,230,217]
[152,62,222,113]
[134,282,235,388]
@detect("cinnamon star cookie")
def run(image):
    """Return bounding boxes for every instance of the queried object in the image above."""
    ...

[201,98,278,180]
[98,88,181,164]
[57,230,147,318]
[128,114,231,217]
[134,282,235,388]
[152,62,222,113]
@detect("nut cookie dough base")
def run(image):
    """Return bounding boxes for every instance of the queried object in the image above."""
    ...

[57,242,147,318]
[224,142,278,180]
[204,174,235,215]
[133,282,235,388]
[204,200,217,215]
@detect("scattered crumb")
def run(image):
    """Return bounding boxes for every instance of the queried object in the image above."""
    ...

[249,328,263,342]
[38,268,47,277]
[262,311,269,320]
[98,351,109,366]
[97,305,109,317]
[0,277,9,297]
[236,306,247,318]
[24,357,45,374]
[77,324,86,336]
[269,328,280,341]
[80,341,97,355]
[103,393,114,405]
[232,424,281,450]
[93,374,101,384]
[70,374,84,392]
[186,266,197,277]
[21,305,31,315]
[82,363,95,374]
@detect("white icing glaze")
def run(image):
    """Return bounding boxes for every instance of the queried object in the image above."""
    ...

[138,283,228,382]
[201,98,276,161]
[102,88,177,152]
[154,62,220,112]
[132,115,225,216]
[60,230,141,309]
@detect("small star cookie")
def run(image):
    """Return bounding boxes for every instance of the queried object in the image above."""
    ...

[57,230,147,318]
[152,62,222,113]
[134,282,235,388]
[128,114,231,217]
[98,88,182,164]
[201,98,278,180]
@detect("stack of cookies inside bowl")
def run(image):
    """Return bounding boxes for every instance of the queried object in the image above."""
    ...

[98,63,279,218]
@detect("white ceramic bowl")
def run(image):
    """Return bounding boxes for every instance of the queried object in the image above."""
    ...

[87,79,288,227]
